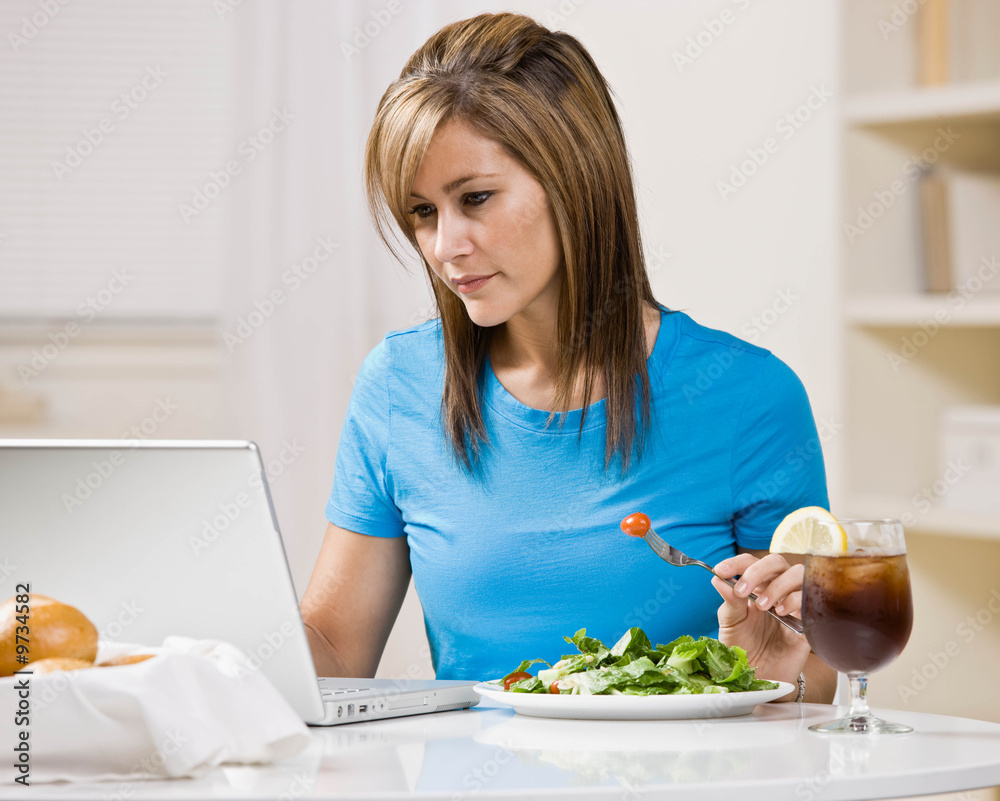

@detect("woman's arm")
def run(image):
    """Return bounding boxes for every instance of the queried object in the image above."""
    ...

[712,548,838,703]
[300,522,412,678]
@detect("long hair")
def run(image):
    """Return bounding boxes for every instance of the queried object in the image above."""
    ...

[364,13,657,471]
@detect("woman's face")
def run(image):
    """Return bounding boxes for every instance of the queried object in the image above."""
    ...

[407,119,563,330]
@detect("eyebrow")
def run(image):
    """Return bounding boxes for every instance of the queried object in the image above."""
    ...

[409,173,500,200]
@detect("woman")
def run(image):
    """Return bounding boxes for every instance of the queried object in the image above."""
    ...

[302,12,835,702]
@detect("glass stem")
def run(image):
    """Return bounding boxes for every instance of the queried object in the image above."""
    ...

[848,672,871,721]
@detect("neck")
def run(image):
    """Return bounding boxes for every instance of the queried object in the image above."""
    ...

[486,302,660,413]
[490,311,559,375]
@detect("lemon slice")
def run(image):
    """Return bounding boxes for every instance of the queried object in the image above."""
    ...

[769,507,847,554]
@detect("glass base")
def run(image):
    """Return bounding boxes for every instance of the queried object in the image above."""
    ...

[809,713,913,735]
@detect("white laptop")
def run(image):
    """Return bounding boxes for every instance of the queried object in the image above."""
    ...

[0,439,479,725]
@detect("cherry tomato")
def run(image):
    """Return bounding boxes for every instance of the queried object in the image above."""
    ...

[550,681,561,694]
[503,671,532,690]
[621,512,651,538]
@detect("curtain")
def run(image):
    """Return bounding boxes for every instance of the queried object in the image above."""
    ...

[220,0,439,677]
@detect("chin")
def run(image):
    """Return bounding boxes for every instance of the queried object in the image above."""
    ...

[461,300,510,329]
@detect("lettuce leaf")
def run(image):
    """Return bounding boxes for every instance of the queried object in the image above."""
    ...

[666,639,707,675]
[499,628,780,696]
[609,627,653,664]
[498,658,551,688]
[655,634,696,661]
[563,628,610,659]
[508,676,544,693]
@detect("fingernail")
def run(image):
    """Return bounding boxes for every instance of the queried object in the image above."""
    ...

[757,595,769,608]
[775,603,785,614]
[735,581,748,595]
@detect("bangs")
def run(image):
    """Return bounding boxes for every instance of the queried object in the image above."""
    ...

[365,80,453,265]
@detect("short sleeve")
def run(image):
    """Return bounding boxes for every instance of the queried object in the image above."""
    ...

[731,354,829,549]
[326,339,405,538]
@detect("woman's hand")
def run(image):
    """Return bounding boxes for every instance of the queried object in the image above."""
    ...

[711,551,811,694]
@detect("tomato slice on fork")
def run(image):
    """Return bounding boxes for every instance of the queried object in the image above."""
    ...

[621,512,651,537]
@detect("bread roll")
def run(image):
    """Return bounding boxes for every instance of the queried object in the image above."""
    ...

[26,657,94,675]
[98,653,155,667]
[0,594,99,677]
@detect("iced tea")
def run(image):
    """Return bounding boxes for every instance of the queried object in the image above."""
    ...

[802,553,913,674]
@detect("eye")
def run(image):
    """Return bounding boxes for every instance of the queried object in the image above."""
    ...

[406,204,435,219]
[464,191,492,207]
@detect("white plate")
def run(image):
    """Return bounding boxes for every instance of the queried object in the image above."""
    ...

[473,680,794,720]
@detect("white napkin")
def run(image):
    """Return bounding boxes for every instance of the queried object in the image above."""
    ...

[0,637,310,783]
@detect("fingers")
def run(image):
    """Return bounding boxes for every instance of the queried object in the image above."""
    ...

[753,562,804,614]
[713,553,804,615]
[712,575,749,629]
[713,553,760,580]
[774,590,802,617]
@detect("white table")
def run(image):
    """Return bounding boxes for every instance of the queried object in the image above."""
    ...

[11,700,1000,800]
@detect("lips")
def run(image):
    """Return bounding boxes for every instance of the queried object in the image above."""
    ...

[451,274,495,294]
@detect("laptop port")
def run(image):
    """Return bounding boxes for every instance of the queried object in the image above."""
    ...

[337,706,343,718]
[347,703,355,717]
[358,704,368,714]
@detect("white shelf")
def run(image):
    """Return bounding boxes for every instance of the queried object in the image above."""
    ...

[844,294,1000,327]
[845,492,1000,542]
[844,81,1000,127]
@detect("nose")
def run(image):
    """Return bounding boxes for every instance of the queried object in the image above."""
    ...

[432,209,473,265]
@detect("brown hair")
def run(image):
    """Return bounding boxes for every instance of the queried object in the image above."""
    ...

[364,12,658,471]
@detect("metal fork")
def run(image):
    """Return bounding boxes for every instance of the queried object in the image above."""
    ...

[643,528,805,635]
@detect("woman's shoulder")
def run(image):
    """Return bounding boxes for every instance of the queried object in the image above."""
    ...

[383,316,442,348]
[659,309,806,400]
[361,316,444,379]
[668,309,771,360]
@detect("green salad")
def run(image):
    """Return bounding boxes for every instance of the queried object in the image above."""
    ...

[498,627,780,696]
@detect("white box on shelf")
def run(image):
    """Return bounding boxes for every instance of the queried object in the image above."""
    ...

[940,405,1000,512]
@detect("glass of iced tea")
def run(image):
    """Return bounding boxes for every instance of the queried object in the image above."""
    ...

[802,519,914,734]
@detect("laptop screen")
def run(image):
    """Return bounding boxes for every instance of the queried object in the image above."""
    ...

[0,440,325,722]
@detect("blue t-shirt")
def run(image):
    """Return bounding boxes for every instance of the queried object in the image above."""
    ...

[326,308,828,680]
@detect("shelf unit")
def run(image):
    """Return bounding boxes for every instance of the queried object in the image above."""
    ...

[849,491,1000,541]
[844,81,1000,125]
[839,13,1000,542]
[841,3,1000,741]
[845,294,1000,326]
[839,127,1000,541]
